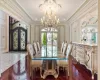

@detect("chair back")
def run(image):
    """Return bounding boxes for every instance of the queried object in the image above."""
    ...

[66,43,73,58]
[61,42,64,52]
[37,42,40,51]
[27,44,34,59]
[33,42,38,54]
[62,42,67,55]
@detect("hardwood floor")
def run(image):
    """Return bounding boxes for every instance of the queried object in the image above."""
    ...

[69,55,97,80]
[1,56,30,80]
[0,55,69,80]
[1,55,97,80]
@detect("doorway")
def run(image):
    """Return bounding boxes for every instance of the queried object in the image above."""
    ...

[41,28,58,57]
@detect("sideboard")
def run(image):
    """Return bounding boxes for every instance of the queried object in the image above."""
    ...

[69,43,97,80]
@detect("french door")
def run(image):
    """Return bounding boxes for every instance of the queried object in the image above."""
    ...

[41,32,58,57]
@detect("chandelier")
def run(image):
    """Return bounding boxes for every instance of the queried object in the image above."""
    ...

[39,0,61,27]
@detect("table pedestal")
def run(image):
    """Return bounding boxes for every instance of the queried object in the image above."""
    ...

[41,60,58,79]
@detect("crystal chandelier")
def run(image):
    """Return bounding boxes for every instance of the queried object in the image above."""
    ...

[39,0,61,27]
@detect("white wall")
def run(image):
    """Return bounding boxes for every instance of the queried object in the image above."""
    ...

[0,10,9,77]
[57,25,65,49]
[0,10,9,52]
[98,0,100,80]
[64,23,70,43]
[69,20,81,42]
[30,24,40,43]
[26,25,31,43]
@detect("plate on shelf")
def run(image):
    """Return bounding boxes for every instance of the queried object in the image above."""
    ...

[81,21,88,28]
[89,16,98,24]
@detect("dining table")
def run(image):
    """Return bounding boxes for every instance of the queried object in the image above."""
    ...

[31,46,68,79]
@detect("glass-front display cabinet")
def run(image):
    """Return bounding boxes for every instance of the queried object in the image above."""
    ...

[81,14,98,44]
[81,25,97,44]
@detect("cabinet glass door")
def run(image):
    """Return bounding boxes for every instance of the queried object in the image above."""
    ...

[11,27,27,51]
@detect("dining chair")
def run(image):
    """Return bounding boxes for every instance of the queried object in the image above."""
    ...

[33,42,38,54]
[62,42,68,55]
[61,41,65,53]
[57,43,73,76]
[37,41,41,52]
[27,44,43,79]
[58,42,68,58]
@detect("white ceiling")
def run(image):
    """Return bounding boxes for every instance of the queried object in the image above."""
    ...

[16,0,86,22]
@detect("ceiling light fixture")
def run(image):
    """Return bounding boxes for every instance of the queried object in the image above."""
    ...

[39,0,61,14]
[39,0,61,27]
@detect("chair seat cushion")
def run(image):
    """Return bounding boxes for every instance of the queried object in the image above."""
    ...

[31,60,42,67]
[57,60,68,66]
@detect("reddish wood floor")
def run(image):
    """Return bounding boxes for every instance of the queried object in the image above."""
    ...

[1,55,97,80]
[1,57,30,80]
[1,56,69,80]
[69,55,97,80]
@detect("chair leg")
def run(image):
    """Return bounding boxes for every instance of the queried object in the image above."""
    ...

[67,66,69,76]
[31,67,34,80]
[65,67,68,78]
[40,67,42,78]
[29,66,32,78]
[57,66,59,75]
[63,67,64,71]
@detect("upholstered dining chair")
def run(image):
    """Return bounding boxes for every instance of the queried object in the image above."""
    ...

[37,41,41,52]
[58,42,68,58]
[62,42,68,55]
[33,42,38,54]
[61,41,65,53]
[57,43,73,76]
[27,44,43,79]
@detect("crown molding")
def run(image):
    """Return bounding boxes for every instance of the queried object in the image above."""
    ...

[0,0,33,24]
[67,0,98,24]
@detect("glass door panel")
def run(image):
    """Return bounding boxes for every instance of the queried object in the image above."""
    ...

[47,32,53,57]
[41,32,47,57]
[13,29,18,50]
[41,28,58,57]
[20,30,26,50]
[53,33,57,57]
